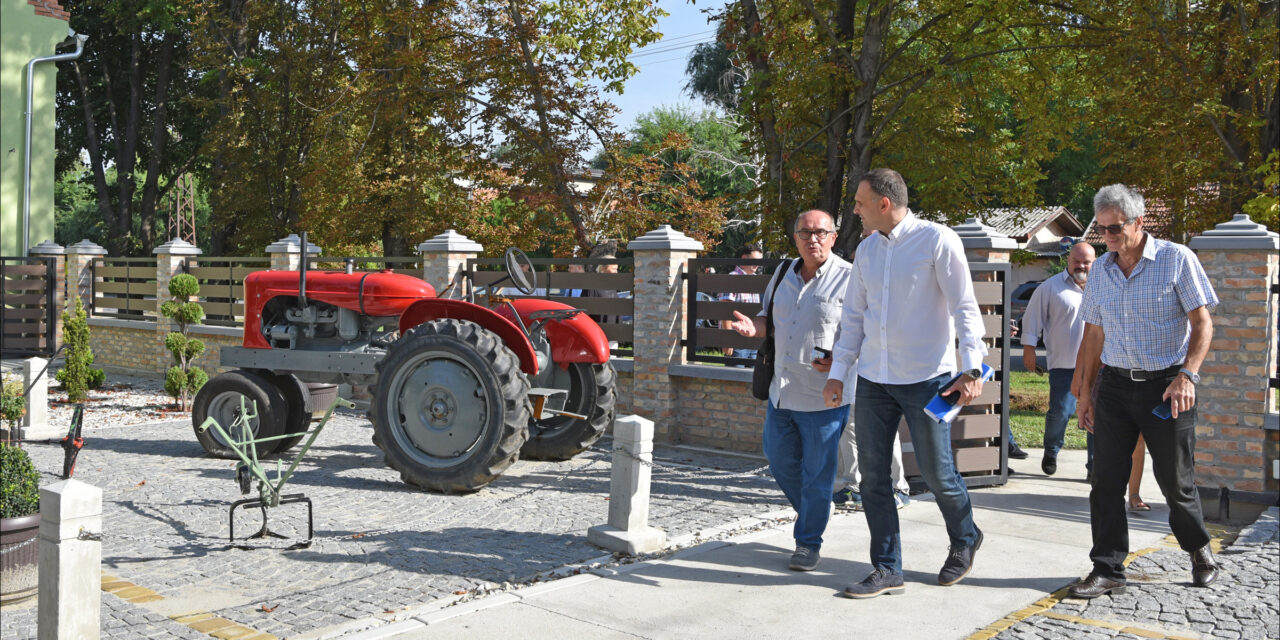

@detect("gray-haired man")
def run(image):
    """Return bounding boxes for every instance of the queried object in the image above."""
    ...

[1069,184,1219,598]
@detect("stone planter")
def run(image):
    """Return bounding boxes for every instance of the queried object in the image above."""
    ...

[0,513,40,604]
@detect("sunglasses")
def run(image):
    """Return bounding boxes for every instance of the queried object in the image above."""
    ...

[796,229,834,240]
[1098,220,1135,235]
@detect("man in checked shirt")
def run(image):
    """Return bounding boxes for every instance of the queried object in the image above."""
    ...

[1068,184,1219,598]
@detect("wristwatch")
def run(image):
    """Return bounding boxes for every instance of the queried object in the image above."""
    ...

[962,368,983,380]
[1178,367,1200,384]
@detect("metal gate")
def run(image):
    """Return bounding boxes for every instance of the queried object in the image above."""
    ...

[0,256,58,357]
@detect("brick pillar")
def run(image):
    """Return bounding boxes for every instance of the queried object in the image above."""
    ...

[28,241,65,351]
[64,240,106,312]
[1188,214,1280,497]
[418,229,483,297]
[627,226,703,438]
[153,239,202,373]
[265,233,321,271]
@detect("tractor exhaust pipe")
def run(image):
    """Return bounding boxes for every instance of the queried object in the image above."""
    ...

[298,231,308,308]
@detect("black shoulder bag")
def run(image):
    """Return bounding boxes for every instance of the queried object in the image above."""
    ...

[751,260,793,401]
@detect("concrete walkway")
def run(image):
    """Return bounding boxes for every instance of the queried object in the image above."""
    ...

[356,449,1213,640]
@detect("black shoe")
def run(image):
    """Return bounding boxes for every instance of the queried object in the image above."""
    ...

[1008,443,1029,460]
[842,568,906,599]
[938,528,983,586]
[789,546,820,571]
[1068,572,1127,598]
[1041,455,1057,475]
[1191,544,1218,587]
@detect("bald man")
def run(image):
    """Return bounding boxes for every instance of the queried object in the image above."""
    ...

[1020,242,1096,476]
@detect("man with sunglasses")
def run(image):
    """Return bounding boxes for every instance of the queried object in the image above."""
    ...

[823,168,987,598]
[727,210,852,572]
[1068,184,1219,598]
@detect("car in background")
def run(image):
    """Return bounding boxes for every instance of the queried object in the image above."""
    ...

[1008,280,1042,346]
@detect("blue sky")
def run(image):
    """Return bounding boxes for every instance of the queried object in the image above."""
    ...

[606,1,728,133]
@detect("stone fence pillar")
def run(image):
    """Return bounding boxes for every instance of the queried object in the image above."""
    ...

[28,241,65,350]
[153,239,202,373]
[418,229,483,297]
[954,218,1017,265]
[1188,214,1280,499]
[64,240,106,312]
[265,233,321,271]
[628,226,703,437]
[38,479,102,640]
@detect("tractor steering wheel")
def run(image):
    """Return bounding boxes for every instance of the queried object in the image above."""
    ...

[504,248,537,295]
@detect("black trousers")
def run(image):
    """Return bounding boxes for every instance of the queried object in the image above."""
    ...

[1088,367,1209,579]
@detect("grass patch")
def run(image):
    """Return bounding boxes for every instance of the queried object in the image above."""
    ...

[1008,371,1087,450]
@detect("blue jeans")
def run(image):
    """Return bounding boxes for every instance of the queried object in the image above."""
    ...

[855,374,980,574]
[731,348,758,368]
[1043,368,1078,458]
[763,401,849,551]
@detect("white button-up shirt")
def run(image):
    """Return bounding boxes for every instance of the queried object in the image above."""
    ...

[1021,271,1085,370]
[828,212,988,386]
[758,255,854,412]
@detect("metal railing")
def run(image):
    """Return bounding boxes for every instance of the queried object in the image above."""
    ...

[682,258,787,366]
[465,257,634,358]
[184,257,271,327]
[90,257,157,320]
[0,256,58,357]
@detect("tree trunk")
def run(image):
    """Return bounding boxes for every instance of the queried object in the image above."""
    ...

[139,34,178,247]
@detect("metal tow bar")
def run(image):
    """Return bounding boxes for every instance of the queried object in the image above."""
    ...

[197,395,355,550]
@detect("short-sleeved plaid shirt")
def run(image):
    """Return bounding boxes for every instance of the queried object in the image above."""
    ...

[1080,233,1218,371]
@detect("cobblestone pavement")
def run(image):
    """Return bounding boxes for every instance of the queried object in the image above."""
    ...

[2,412,788,639]
[981,507,1279,640]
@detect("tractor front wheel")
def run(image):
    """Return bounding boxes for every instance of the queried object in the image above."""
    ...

[191,370,288,459]
[370,319,531,493]
[521,362,615,460]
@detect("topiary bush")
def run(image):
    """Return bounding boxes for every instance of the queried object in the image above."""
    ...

[1,375,26,442]
[0,443,40,519]
[55,297,104,402]
[160,273,207,410]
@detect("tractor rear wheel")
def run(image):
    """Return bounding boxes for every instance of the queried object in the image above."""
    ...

[521,362,615,461]
[191,370,288,459]
[371,319,531,493]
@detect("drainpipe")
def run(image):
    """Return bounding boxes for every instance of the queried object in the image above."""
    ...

[23,29,88,255]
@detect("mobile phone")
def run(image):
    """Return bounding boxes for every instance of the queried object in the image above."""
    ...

[1152,400,1173,420]
[811,347,831,361]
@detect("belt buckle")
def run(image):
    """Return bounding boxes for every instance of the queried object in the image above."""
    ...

[1122,367,1141,382]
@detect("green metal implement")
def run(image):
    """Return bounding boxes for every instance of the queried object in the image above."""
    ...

[197,394,354,546]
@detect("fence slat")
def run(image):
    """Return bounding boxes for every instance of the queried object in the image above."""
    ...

[187,266,263,281]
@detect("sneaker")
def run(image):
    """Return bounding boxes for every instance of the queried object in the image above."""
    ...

[1041,455,1057,476]
[1008,443,1029,460]
[789,546,821,571]
[893,490,911,509]
[842,568,906,599]
[833,487,863,511]
[938,528,983,586]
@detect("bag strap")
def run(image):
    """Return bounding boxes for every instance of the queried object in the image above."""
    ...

[763,259,794,339]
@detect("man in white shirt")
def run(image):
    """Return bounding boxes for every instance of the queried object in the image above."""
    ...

[1021,242,1095,476]
[728,210,853,573]
[822,168,987,598]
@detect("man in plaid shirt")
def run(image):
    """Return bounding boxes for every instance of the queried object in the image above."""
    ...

[720,244,764,362]
[1068,184,1219,598]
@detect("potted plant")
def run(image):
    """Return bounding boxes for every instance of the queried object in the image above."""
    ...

[1,442,41,604]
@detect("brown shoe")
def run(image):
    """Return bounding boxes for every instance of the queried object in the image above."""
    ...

[1068,572,1127,599]
[1191,544,1218,587]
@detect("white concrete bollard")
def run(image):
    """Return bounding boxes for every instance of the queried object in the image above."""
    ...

[587,415,666,554]
[22,357,55,440]
[38,479,102,640]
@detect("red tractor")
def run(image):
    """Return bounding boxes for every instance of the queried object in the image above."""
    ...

[190,246,617,493]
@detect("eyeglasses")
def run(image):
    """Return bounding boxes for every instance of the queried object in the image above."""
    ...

[796,229,834,241]
[1097,220,1135,235]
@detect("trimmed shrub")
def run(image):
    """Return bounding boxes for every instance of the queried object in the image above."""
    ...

[0,443,40,518]
[55,297,104,402]
[160,273,207,410]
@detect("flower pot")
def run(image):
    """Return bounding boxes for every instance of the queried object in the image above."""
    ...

[0,513,40,604]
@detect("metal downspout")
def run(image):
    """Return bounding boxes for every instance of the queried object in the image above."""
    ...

[22,29,88,255]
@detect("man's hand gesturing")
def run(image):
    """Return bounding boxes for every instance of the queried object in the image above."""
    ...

[728,311,758,337]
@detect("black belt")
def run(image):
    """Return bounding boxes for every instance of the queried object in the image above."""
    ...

[1105,364,1181,382]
